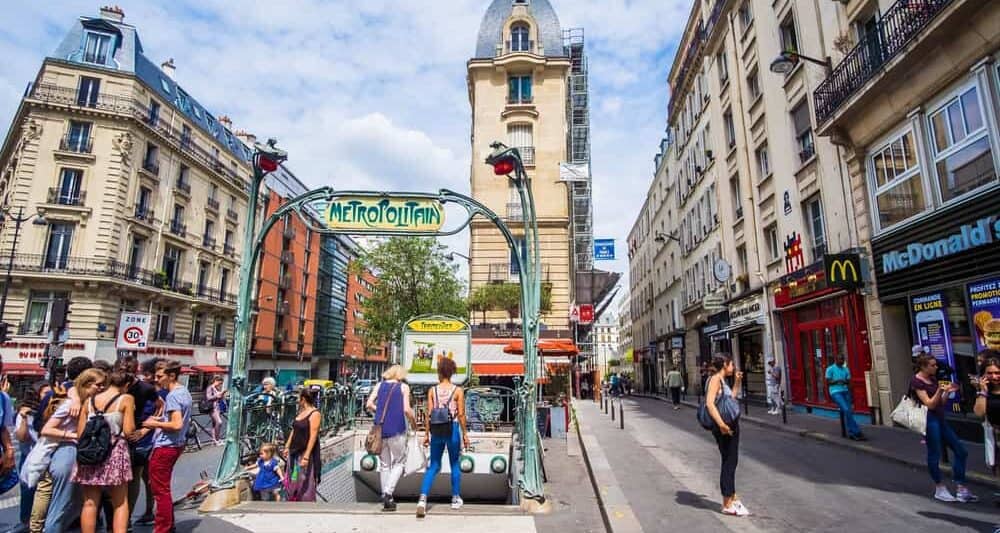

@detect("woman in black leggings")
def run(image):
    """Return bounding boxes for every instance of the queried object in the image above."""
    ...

[705,354,748,517]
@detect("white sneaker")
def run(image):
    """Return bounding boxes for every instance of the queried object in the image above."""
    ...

[722,501,749,517]
[416,495,427,517]
[955,487,978,503]
[933,486,957,502]
[451,496,464,510]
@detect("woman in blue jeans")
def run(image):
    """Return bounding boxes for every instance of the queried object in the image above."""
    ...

[910,354,977,503]
[416,357,469,517]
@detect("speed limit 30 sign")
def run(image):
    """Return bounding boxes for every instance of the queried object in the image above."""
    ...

[116,312,151,351]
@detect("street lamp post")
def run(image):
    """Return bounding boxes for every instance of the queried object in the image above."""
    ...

[445,251,471,262]
[0,207,47,322]
[769,50,831,74]
[485,141,545,504]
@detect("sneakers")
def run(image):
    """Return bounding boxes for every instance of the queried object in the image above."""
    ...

[722,500,750,516]
[416,495,427,518]
[934,486,957,502]
[955,487,979,503]
[382,494,397,512]
[451,496,464,510]
[848,434,868,441]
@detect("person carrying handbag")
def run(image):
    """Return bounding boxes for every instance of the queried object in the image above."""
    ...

[365,365,416,512]
[705,354,748,517]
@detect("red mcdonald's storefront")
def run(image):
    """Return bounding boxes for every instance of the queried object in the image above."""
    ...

[775,258,872,413]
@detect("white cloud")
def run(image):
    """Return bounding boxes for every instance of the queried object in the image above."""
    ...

[0,0,691,285]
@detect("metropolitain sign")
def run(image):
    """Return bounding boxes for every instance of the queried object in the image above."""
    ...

[325,196,445,232]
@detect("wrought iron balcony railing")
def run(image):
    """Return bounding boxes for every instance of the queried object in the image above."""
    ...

[514,146,535,166]
[814,0,953,125]
[133,205,155,222]
[169,221,186,237]
[226,208,239,222]
[203,235,216,249]
[46,187,85,206]
[174,180,191,196]
[152,330,175,343]
[142,158,160,176]
[206,197,219,211]
[59,135,93,154]
[223,243,236,256]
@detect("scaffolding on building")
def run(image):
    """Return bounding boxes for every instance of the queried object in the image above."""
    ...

[563,28,595,364]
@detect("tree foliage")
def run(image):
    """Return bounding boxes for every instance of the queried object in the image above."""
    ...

[467,282,553,322]
[353,237,467,347]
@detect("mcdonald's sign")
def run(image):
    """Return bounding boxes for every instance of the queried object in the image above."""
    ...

[824,254,863,289]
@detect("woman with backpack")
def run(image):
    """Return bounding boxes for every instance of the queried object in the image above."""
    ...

[416,357,469,518]
[705,354,748,517]
[74,366,136,533]
[205,375,226,446]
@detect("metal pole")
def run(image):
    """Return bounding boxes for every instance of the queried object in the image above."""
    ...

[0,207,24,321]
[618,399,623,430]
[610,398,615,421]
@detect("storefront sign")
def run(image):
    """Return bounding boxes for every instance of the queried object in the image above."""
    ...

[968,277,1000,353]
[824,254,863,290]
[115,312,151,351]
[910,292,958,384]
[882,216,998,274]
[325,196,445,232]
[579,304,594,325]
[670,336,684,349]
[401,315,470,385]
[730,296,763,326]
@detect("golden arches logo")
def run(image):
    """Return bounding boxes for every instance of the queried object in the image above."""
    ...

[829,259,859,283]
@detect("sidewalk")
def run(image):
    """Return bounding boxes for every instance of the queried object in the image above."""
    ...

[635,392,999,489]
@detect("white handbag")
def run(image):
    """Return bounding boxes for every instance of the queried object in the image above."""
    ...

[890,395,927,436]
[403,433,428,475]
[20,437,59,489]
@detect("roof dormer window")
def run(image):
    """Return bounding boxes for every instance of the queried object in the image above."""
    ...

[510,23,531,53]
[83,31,112,65]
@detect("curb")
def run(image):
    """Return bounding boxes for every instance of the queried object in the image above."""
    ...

[636,393,1000,490]
[571,400,643,533]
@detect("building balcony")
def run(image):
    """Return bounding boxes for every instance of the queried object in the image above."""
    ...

[169,221,186,237]
[174,180,191,197]
[190,334,208,346]
[223,243,235,256]
[226,208,238,223]
[212,337,228,348]
[58,135,93,154]
[814,0,955,127]
[206,197,219,212]
[203,235,216,249]
[17,322,45,336]
[514,146,535,166]
[133,205,155,222]
[506,202,523,222]
[152,331,175,343]
[504,40,535,54]
[46,187,85,206]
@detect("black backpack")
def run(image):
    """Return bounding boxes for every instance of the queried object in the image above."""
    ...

[77,393,124,466]
[428,386,456,438]
[198,397,215,415]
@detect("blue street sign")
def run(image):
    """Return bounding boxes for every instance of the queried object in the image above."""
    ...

[594,239,615,261]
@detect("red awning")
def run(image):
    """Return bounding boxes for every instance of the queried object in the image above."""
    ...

[180,366,197,375]
[191,365,227,374]
[502,340,579,357]
[3,362,45,376]
[472,362,524,376]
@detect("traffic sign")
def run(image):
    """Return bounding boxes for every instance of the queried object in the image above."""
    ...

[569,304,580,323]
[116,312,151,351]
[579,304,594,325]
[594,239,615,261]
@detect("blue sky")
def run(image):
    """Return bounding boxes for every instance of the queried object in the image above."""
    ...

[0,0,689,302]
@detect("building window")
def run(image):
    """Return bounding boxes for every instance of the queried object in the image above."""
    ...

[66,121,92,153]
[172,204,184,225]
[162,246,181,286]
[868,128,926,231]
[738,1,753,33]
[24,291,67,335]
[144,143,158,169]
[77,77,100,107]
[730,175,742,219]
[220,268,230,295]
[57,168,83,205]
[510,23,531,52]
[746,66,761,101]
[197,262,210,295]
[181,125,192,149]
[156,307,173,339]
[779,15,799,53]
[136,187,151,217]
[204,219,215,245]
[792,102,814,163]
[507,123,534,164]
[927,84,996,203]
[804,196,826,259]
[723,109,736,148]
[214,320,225,343]
[508,75,532,104]
[737,245,748,277]
[764,224,779,261]
[755,144,771,179]
[148,100,160,126]
[83,32,112,65]
[44,224,73,269]
[127,237,144,277]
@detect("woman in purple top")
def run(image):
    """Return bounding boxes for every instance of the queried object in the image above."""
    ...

[206,376,226,445]
[366,365,416,512]
[910,354,977,503]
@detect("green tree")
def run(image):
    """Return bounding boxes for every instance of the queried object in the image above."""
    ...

[468,281,553,324]
[353,237,467,347]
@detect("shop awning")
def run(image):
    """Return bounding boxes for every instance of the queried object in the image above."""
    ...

[502,340,578,356]
[471,362,524,376]
[191,365,227,374]
[3,362,44,376]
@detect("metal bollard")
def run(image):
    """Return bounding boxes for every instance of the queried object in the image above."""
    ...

[619,400,624,430]
[611,399,616,422]
[839,410,847,438]
[781,391,788,425]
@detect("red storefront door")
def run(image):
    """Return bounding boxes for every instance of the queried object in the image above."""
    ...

[783,293,871,412]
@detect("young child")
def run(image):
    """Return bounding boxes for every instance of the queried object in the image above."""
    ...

[250,443,285,501]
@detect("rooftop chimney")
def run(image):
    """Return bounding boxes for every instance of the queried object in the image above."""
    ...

[234,130,257,145]
[99,5,125,23]
[161,58,176,79]
[218,115,232,129]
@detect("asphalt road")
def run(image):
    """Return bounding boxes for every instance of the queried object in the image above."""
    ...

[578,397,1000,533]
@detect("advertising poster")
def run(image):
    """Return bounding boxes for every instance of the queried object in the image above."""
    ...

[910,292,959,402]
[401,316,470,385]
[968,277,1000,354]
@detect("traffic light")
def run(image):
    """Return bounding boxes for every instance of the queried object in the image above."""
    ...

[0,322,10,344]
[49,299,70,331]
